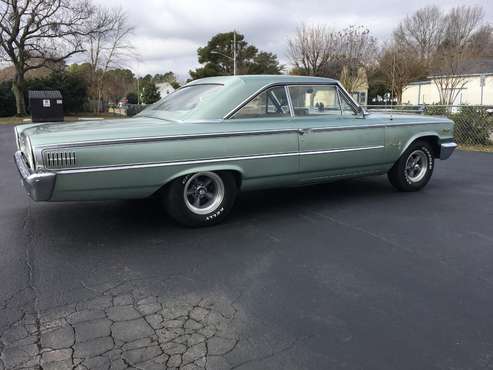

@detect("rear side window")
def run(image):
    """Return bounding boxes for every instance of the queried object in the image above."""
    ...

[151,84,223,112]
[231,86,290,119]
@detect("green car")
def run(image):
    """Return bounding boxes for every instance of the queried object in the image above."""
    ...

[14,75,456,226]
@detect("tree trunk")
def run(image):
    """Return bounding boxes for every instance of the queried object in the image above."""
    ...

[12,73,27,116]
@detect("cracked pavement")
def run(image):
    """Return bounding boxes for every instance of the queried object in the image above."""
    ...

[1,125,493,369]
[2,286,240,370]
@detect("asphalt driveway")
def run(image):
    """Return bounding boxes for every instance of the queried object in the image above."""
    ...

[1,123,492,370]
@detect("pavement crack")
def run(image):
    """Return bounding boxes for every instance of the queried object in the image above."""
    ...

[23,204,43,369]
[230,335,309,369]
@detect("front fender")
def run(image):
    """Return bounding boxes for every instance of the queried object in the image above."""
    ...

[399,132,440,157]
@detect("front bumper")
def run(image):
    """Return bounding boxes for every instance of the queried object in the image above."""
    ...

[439,142,458,160]
[14,151,56,201]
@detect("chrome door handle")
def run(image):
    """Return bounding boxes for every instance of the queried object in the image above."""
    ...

[297,128,309,135]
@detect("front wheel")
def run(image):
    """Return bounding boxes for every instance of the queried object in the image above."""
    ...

[387,141,434,192]
[164,171,238,227]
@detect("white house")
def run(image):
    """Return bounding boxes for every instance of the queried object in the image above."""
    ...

[402,59,493,106]
[156,82,175,98]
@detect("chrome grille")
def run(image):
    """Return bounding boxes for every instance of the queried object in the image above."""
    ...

[43,151,77,169]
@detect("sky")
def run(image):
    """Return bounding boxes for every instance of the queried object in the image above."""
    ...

[92,0,493,81]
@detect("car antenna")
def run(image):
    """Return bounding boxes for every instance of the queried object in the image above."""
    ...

[390,52,396,121]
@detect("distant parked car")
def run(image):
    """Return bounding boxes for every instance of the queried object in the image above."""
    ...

[14,75,456,226]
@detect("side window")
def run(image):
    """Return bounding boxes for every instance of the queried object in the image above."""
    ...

[289,85,340,116]
[231,86,290,119]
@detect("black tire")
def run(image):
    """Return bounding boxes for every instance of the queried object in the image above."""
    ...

[164,171,238,227]
[387,141,434,192]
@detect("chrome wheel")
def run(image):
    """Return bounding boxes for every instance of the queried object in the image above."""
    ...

[183,172,225,215]
[405,150,428,183]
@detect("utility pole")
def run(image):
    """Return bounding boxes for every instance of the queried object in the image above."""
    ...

[137,77,140,105]
[480,74,485,105]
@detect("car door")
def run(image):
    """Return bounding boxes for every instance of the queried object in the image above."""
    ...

[288,84,386,181]
[223,85,300,189]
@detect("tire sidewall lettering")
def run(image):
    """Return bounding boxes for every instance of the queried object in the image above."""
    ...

[204,207,225,222]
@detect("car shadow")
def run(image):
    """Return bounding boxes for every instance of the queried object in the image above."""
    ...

[29,176,395,238]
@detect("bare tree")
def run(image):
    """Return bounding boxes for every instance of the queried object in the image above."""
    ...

[393,6,444,67]
[287,24,377,93]
[432,6,485,105]
[287,23,336,76]
[336,26,377,93]
[378,43,427,103]
[84,6,134,112]
[0,0,95,115]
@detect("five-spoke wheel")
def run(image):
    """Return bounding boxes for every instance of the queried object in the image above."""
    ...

[164,171,237,227]
[183,172,225,215]
[388,141,434,191]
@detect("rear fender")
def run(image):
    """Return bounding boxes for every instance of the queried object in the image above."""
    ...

[162,164,244,188]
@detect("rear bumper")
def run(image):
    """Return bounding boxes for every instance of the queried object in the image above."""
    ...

[14,151,56,201]
[439,142,457,160]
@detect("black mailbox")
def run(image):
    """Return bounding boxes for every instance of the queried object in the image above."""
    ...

[28,90,64,123]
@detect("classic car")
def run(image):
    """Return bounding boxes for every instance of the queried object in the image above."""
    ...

[14,75,457,226]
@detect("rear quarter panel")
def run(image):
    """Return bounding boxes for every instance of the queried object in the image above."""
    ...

[50,118,300,201]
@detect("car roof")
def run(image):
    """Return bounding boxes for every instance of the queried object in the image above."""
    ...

[187,74,338,87]
[140,75,343,122]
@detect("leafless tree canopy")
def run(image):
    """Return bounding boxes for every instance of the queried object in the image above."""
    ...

[287,24,336,76]
[391,5,490,104]
[393,6,443,66]
[287,24,377,92]
[84,6,134,112]
[0,0,96,114]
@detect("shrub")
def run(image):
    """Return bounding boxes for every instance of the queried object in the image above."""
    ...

[126,104,146,117]
[451,107,492,146]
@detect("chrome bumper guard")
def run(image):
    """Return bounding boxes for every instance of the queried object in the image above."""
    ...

[439,142,457,160]
[14,151,56,201]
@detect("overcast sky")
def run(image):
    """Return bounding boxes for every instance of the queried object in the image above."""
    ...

[92,0,493,81]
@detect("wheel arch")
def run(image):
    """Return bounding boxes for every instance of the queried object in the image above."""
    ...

[153,165,244,196]
[400,133,441,158]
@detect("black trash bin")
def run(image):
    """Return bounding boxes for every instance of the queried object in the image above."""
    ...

[28,90,64,123]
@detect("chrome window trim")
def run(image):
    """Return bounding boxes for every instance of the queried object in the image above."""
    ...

[336,86,344,115]
[284,85,295,118]
[336,82,361,113]
[224,81,357,119]
[229,85,291,120]
[55,145,384,175]
[288,84,347,117]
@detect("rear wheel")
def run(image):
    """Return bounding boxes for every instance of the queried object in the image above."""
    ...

[387,141,434,192]
[164,171,238,227]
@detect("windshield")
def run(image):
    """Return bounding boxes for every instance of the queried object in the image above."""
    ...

[150,84,223,112]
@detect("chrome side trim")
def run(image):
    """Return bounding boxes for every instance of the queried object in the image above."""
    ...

[56,145,384,175]
[36,121,438,152]
[310,121,432,132]
[37,128,301,150]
